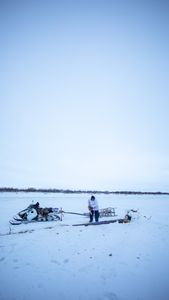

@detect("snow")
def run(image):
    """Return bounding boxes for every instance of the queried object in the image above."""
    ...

[0,193,169,300]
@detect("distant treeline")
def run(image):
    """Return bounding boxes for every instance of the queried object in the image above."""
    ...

[0,187,169,195]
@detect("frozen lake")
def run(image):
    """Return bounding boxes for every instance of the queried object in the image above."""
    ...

[0,192,169,300]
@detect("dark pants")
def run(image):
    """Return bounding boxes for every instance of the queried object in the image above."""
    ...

[90,210,99,222]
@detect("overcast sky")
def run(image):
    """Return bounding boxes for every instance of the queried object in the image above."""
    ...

[1,0,169,191]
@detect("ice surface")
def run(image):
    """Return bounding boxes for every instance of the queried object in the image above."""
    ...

[0,193,169,300]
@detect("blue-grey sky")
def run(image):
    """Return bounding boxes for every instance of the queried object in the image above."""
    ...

[1,0,169,191]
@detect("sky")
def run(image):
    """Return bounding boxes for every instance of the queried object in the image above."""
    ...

[0,0,169,191]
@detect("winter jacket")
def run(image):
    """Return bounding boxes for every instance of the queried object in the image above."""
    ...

[88,198,99,211]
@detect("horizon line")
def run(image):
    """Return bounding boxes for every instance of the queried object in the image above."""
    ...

[0,187,169,195]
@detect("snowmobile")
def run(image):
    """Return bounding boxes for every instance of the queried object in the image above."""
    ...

[9,202,63,225]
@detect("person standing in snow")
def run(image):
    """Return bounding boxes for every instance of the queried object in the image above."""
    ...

[88,195,99,222]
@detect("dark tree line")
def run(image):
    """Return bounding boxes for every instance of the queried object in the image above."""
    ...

[0,187,169,195]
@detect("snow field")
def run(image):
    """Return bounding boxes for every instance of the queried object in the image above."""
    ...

[0,193,169,300]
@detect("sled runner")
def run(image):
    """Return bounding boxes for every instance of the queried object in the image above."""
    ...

[72,219,118,226]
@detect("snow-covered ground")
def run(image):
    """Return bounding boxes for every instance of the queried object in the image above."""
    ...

[0,193,169,300]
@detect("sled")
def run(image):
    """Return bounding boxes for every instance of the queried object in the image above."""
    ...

[99,207,117,217]
[63,207,117,218]
[72,219,119,226]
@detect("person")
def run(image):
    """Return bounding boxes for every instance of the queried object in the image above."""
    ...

[118,211,132,223]
[32,202,40,210]
[88,195,99,222]
[18,202,40,220]
[123,211,132,223]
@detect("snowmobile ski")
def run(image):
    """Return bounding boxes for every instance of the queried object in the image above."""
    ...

[13,215,23,221]
[9,219,22,225]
